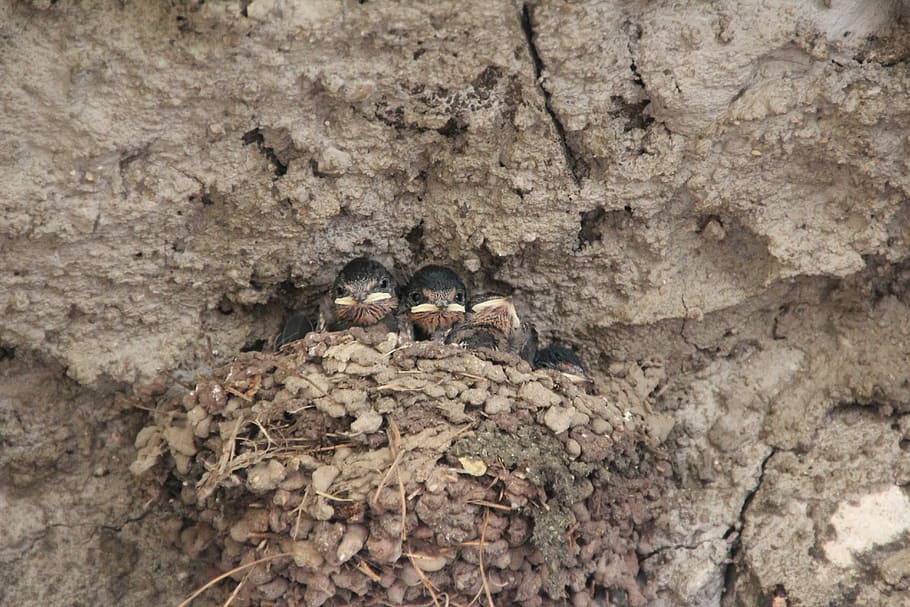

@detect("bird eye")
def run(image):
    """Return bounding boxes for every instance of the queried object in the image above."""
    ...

[335,285,345,297]
[409,291,422,305]
[379,277,389,289]
[454,292,465,303]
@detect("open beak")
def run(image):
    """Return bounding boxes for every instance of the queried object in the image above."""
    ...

[334,296,357,306]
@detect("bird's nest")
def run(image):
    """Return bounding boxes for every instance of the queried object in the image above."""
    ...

[133,329,670,607]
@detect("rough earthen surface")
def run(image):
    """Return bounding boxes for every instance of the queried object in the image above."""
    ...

[2,0,910,606]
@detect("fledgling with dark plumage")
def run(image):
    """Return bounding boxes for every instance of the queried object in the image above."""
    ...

[274,312,316,350]
[320,257,398,332]
[446,292,537,362]
[534,343,594,391]
[401,265,467,341]
[274,257,397,349]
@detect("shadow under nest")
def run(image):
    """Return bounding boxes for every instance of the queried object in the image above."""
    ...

[133,328,670,607]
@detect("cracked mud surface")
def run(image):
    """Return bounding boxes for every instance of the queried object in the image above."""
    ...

[2,1,910,606]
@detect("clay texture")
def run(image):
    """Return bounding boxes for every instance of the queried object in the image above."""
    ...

[2,0,910,605]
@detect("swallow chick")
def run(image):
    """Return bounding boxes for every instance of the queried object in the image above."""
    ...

[402,265,467,341]
[534,344,594,391]
[274,312,317,350]
[446,293,536,361]
[320,257,398,332]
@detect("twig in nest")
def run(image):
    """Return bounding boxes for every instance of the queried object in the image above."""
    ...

[407,550,442,607]
[397,461,407,543]
[372,450,404,506]
[217,415,245,475]
[388,419,409,543]
[221,569,250,607]
[371,417,404,506]
[296,374,328,397]
[130,402,160,413]
[308,442,354,453]
[455,372,485,381]
[479,509,495,607]
[375,384,422,393]
[225,374,261,402]
[250,419,276,450]
[175,552,292,607]
[354,557,382,582]
[290,485,311,540]
[467,500,512,511]
[466,586,485,607]
[315,490,355,502]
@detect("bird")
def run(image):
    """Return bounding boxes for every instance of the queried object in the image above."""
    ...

[445,293,537,362]
[319,257,398,332]
[274,312,316,350]
[274,257,398,349]
[534,344,594,390]
[401,265,468,341]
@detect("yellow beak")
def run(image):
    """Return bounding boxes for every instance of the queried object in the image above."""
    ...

[410,302,465,314]
[470,296,512,311]
[336,292,392,306]
[364,292,392,303]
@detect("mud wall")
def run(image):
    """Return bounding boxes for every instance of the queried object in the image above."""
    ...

[2,1,910,605]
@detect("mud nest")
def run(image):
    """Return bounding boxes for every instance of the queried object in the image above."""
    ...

[133,329,670,606]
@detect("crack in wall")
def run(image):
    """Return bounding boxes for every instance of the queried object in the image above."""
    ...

[722,447,777,604]
[519,2,586,186]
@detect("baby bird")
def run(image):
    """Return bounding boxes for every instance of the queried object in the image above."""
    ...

[273,257,397,349]
[274,312,316,350]
[446,293,537,362]
[320,257,398,332]
[534,343,594,391]
[401,265,468,341]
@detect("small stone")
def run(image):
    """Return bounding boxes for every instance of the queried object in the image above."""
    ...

[413,553,449,572]
[701,218,726,241]
[543,405,576,434]
[312,465,341,493]
[314,396,346,418]
[591,418,612,435]
[134,426,159,449]
[484,395,512,415]
[505,367,533,384]
[332,388,368,413]
[337,524,368,563]
[460,388,487,406]
[424,383,446,398]
[259,577,289,601]
[518,382,562,409]
[164,424,197,456]
[351,410,383,434]
[173,453,191,475]
[308,497,335,521]
[565,438,582,458]
[881,548,910,586]
[247,460,286,493]
[314,146,352,176]
[570,411,590,427]
[279,470,307,491]
[291,540,325,570]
